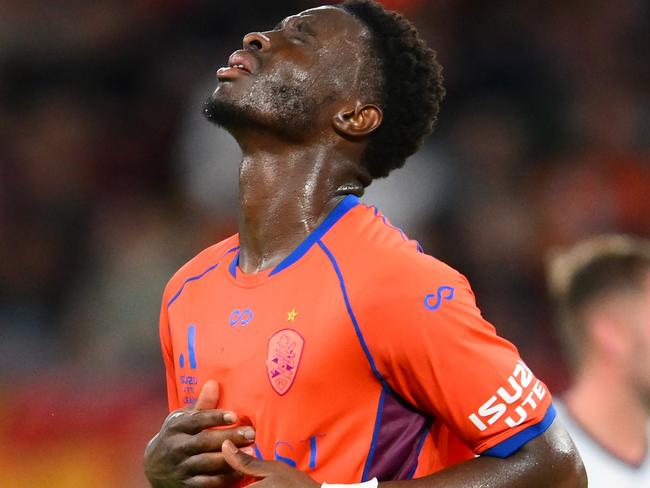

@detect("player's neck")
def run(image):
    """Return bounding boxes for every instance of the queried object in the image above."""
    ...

[566,361,648,465]
[236,143,366,274]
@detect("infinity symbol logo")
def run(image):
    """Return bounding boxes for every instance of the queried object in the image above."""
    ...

[424,286,455,311]
[229,308,254,326]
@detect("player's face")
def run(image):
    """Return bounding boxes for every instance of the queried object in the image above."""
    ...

[627,271,650,410]
[203,6,370,140]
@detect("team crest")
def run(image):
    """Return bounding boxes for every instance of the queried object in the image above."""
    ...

[267,329,304,395]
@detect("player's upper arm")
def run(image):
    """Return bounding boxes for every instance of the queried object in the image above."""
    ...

[358,256,554,457]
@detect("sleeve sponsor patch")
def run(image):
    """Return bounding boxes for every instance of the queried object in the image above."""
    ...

[468,360,547,432]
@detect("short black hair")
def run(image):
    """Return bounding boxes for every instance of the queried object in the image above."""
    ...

[339,0,445,180]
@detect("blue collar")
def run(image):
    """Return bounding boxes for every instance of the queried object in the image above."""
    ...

[229,194,359,278]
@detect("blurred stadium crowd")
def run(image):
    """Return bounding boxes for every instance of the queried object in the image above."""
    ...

[1,0,649,486]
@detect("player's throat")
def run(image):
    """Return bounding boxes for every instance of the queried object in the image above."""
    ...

[236,150,364,275]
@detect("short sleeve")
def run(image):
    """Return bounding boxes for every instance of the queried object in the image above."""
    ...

[160,286,181,412]
[360,261,555,457]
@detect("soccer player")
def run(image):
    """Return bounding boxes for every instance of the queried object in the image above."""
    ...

[547,235,650,486]
[144,1,586,486]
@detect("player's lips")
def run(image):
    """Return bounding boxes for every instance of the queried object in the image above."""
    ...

[217,50,259,80]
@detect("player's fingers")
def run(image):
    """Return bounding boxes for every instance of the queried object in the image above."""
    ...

[184,426,256,454]
[243,481,267,488]
[181,452,232,475]
[194,380,220,410]
[184,473,242,488]
[222,439,269,477]
[170,409,238,434]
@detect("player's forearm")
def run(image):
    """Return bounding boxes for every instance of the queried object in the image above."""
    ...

[380,423,586,488]
[379,456,582,488]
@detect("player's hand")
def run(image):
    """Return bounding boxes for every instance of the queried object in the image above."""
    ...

[144,380,256,488]
[222,439,320,488]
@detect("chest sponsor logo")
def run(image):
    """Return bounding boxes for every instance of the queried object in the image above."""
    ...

[179,324,198,369]
[267,329,305,395]
[179,324,199,405]
[252,434,324,470]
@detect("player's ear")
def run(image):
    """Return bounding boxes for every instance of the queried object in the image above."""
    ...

[333,101,383,138]
[592,315,628,359]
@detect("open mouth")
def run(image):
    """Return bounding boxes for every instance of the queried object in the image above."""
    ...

[229,63,249,72]
[217,50,257,79]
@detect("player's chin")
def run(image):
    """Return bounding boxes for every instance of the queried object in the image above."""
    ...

[206,84,241,105]
[211,79,256,104]
[202,94,252,128]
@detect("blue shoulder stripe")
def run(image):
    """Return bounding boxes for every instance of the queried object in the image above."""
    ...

[361,386,387,480]
[316,239,385,383]
[316,239,430,419]
[167,246,238,309]
[362,203,424,253]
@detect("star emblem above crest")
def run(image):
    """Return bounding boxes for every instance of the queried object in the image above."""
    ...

[287,308,298,322]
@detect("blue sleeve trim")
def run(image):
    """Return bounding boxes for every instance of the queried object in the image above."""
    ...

[167,246,238,309]
[482,403,557,458]
[269,194,358,276]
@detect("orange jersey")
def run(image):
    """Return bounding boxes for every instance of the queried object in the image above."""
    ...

[159,195,555,482]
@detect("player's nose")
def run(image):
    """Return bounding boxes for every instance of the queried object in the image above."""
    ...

[243,32,271,53]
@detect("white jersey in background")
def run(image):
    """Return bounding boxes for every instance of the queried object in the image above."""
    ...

[554,401,650,487]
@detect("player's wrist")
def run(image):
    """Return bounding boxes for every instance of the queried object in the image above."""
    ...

[322,478,379,488]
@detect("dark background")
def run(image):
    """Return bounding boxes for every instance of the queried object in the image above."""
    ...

[1,0,649,485]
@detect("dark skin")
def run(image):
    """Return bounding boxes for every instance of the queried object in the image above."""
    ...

[145,380,249,487]
[145,6,587,487]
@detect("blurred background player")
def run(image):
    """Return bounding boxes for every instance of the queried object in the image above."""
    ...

[547,235,650,486]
